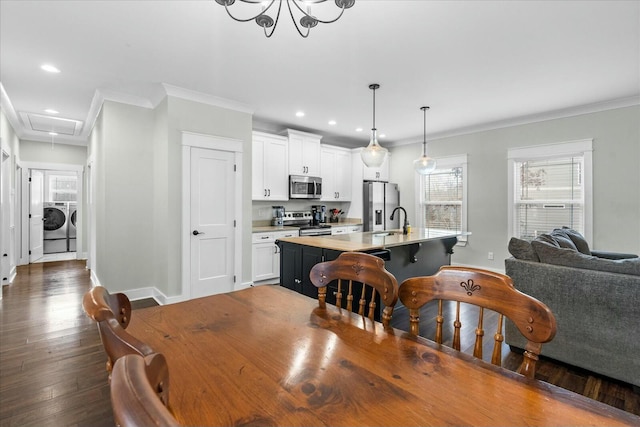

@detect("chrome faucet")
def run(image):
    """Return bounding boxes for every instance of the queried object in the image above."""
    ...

[390,206,409,235]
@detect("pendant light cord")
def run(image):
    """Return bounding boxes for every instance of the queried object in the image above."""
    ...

[369,83,380,131]
[421,106,430,156]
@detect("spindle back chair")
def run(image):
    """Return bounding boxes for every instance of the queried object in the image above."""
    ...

[110,353,180,427]
[399,266,556,378]
[309,252,399,327]
[83,286,154,375]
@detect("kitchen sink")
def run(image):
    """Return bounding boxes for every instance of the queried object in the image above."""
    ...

[373,231,399,237]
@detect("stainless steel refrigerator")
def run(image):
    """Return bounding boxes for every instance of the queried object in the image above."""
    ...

[363,181,400,232]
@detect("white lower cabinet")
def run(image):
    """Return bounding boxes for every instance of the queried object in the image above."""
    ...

[252,230,298,284]
[331,225,363,235]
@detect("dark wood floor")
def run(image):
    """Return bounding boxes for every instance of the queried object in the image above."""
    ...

[0,261,638,427]
[390,301,640,416]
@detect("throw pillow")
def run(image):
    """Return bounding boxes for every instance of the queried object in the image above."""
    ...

[531,240,640,276]
[559,227,591,255]
[534,233,560,248]
[508,237,539,261]
[549,229,578,251]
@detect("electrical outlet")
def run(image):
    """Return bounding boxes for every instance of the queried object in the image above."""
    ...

[488,251,494,260]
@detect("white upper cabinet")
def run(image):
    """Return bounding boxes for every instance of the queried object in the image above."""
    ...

[286,129,321,176]
[361,149,390,181]
[252,131,289,201]
[321,145,352,201]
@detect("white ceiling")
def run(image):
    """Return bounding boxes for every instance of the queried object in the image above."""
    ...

[1,0,638,148]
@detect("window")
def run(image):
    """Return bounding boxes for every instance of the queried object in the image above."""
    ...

[44,171,78,202]
[508,140,592,241]
[416,155,468,242]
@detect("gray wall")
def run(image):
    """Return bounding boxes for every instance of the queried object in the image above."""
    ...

[89,96,252,297]
[164,96,253,296]
[389,105,640,271]
[91,101,157,293]
[20,140,87,165]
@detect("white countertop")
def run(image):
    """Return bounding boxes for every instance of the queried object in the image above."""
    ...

[276,228,466,252]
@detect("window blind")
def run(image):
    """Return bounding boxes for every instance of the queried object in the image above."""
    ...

[421,167,463,232]
[514,157,583,239]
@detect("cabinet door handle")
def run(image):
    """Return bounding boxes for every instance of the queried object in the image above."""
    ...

[264,189,267,197]
[261,236,269,239]
[267,189,271,196]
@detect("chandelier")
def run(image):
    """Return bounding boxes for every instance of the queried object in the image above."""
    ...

[214,0,355,38]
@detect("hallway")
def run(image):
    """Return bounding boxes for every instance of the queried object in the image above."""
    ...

[0,261,113,426]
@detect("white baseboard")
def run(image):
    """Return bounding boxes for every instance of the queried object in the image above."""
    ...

[89,270,254,305]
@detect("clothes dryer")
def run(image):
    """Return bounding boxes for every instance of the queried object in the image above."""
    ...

[43,202,68,253]
[68,203,77,252]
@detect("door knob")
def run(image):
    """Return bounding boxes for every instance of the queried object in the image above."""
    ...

[192,230,205,236]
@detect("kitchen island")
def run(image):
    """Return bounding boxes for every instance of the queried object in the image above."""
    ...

[276,229,463,317]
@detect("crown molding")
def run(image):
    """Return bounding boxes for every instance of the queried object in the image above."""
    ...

[1,82,24,140]
[161,83,254,114]
[389,95,640,147]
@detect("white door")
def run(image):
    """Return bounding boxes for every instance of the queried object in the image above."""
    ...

[29,170,44,263]
[190,148,235,298]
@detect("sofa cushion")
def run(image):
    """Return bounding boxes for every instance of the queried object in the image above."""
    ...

[548,229,578,251]
[508,237,539,261]
[558,227,591,255]
[531,240,640,276]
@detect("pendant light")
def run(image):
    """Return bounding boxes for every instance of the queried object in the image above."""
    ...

[413,106,436,174]
[361,83,388,168]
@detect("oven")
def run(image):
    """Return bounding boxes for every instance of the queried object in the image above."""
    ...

[289,175,322,199]
[299,225,332,236]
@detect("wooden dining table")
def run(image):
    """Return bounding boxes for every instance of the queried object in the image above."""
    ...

[126,285,639,426]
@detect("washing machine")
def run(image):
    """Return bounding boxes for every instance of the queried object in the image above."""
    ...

[68,202,77,252]
[43,202,68,254]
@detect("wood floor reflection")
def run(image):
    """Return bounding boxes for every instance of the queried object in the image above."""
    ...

[0,261,637,427]
[390,301,640,416]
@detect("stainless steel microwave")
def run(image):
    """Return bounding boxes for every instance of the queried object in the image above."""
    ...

[289,175,322,199]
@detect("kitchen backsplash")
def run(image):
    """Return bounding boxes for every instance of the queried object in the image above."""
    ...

[252,200,351,223]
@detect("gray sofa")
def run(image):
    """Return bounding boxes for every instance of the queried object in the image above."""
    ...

[505,228,640,388]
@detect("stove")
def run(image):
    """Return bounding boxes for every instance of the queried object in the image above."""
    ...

[282,211,331,236]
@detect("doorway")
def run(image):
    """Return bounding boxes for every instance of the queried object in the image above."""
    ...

[181,132,243,300]
[20,162,83,265]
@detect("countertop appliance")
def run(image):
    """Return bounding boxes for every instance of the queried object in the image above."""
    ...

[289,175,322,199]
[363,181,400,232]
[272,205,285,226]
[311,205,326,225]
[282,210,332,236]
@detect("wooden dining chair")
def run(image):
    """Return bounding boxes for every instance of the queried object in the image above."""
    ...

[398,266,557,378]
[309,252,399,327]
[82,286,154,375]
[110,353,180,427]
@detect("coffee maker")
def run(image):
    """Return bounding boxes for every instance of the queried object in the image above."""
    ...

[272,206,285,226]
[311,205,326,225]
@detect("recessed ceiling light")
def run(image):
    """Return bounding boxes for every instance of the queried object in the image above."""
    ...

[328,120,336,125]
[295,111,305,117]
[40,64,61,73]
[355,127,363,132]
[48,132,58,136]
[44,109,59,114]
